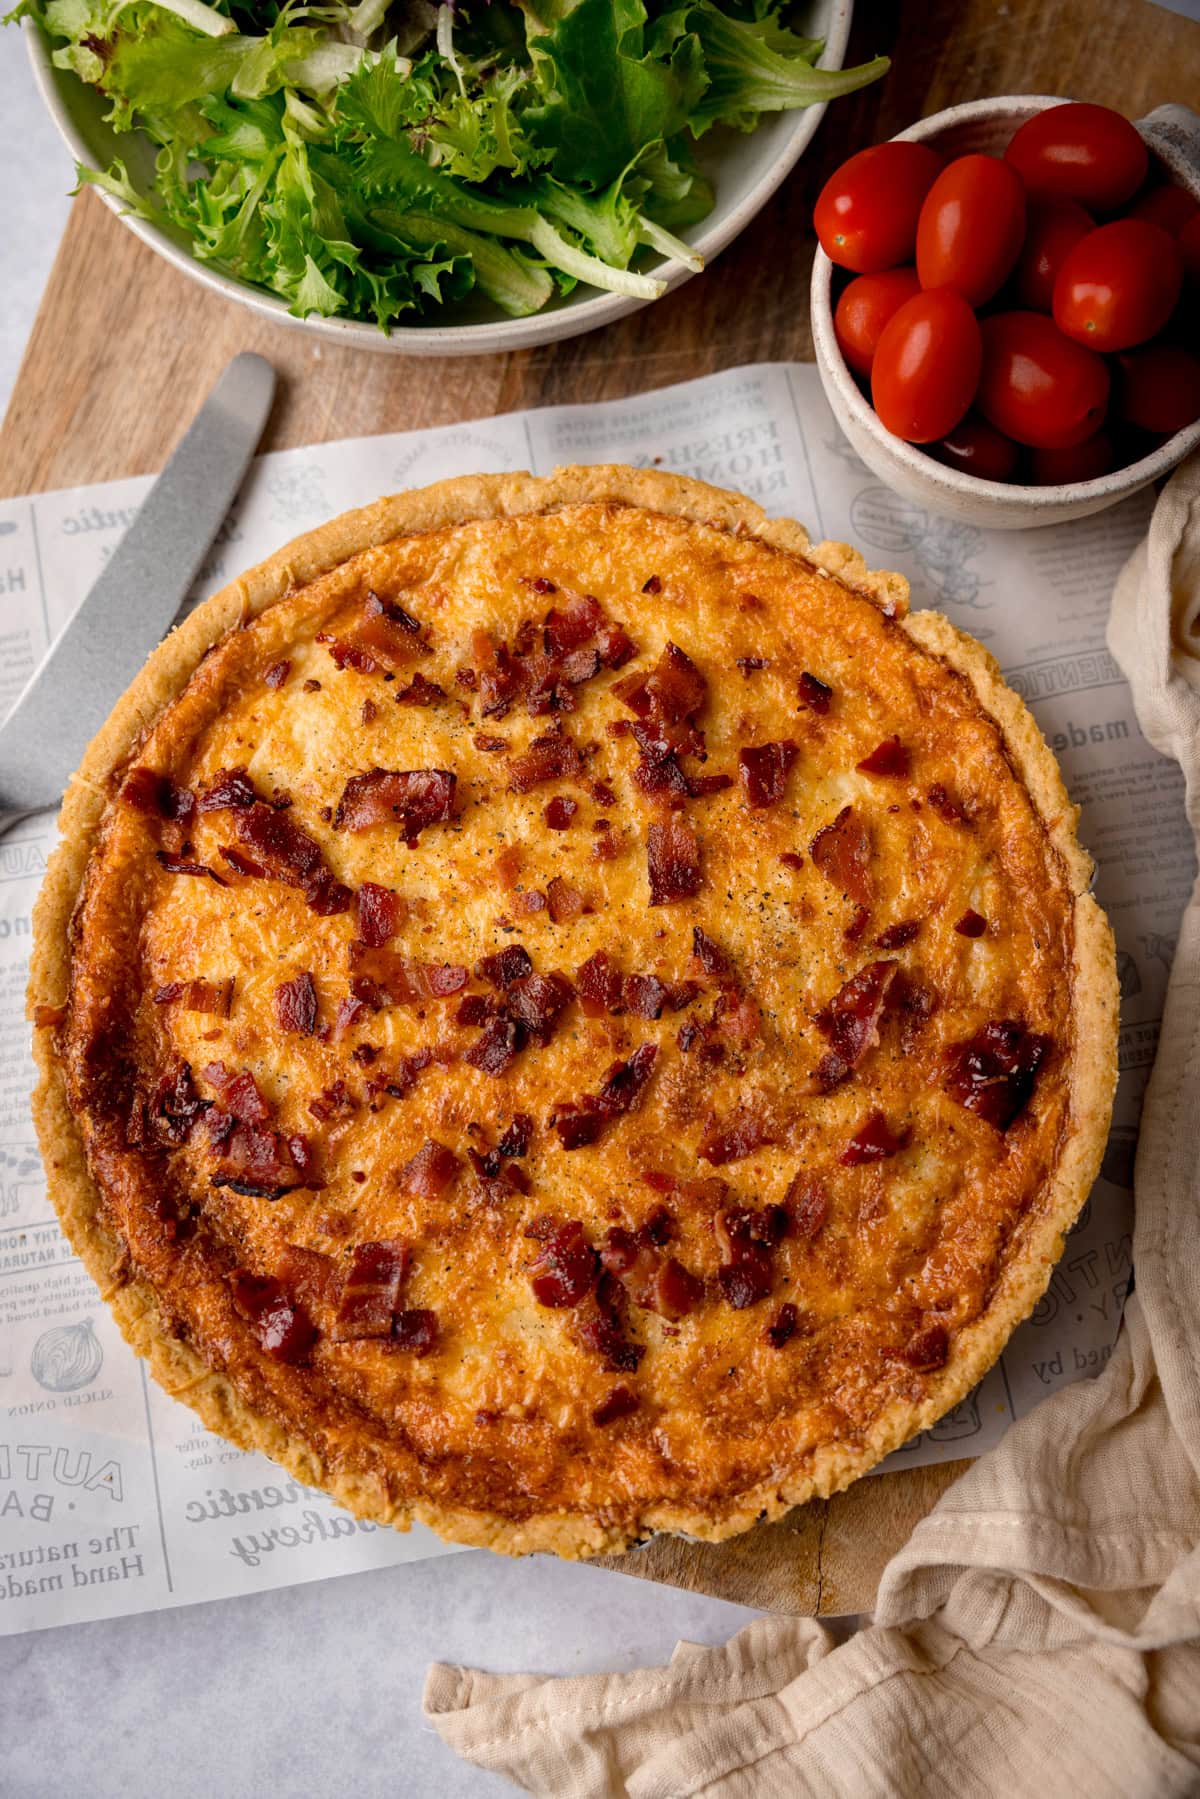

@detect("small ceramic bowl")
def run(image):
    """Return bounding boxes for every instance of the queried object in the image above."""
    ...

[26,0,855,358]
[811,96,1200,529]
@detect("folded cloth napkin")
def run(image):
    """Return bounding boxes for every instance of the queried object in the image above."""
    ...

[425,454,1200,1799]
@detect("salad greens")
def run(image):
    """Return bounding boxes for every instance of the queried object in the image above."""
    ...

[12,0,888,326]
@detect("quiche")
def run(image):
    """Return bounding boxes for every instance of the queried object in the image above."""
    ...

[29,467,1117,1558]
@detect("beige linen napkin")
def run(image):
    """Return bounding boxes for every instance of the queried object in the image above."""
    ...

[425,455,1200,1798]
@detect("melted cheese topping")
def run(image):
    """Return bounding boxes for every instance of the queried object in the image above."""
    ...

[64,503,1078,1545]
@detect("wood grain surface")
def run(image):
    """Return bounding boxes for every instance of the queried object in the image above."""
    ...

[2,0,1193,1614]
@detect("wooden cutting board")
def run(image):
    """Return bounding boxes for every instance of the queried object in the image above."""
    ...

[3,0,1195,1615]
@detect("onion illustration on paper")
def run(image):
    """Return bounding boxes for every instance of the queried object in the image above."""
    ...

[31,1318,104,1392]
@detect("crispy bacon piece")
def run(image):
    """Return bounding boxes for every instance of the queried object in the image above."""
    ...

[394,671,445,707]
[944,1020,1050,1131]
[955,909,987,938]
[699,1106,777,1166]
[810,806,873,907]
[505,972,574,1045]
[264,660,291,689]
[766,1303,799,1347]
[601,1229,703,1320]
[812,959,899,1092]
[599,1043,658,1116]
[544,796,577,831]
[575,1272,644,1372]
[467,1146,530,1204]
[551,1044,658,1150]
[576,951,625,1016]
[229,798,352,915]
[274,971,318,1037]
[507,732,585,794]
[332,993,369,1039]
[219,846,266,879]
[203,1061,270,1123]
[497,1114,533,1158]
[321,637,378,675]
[927,783,969,824]
[778,852,804,871]
[797,672,833,714]
[332,1240,410,1341]
[210,1125,314,1197]
[357,883,405,949]
[153,978,233,1017]
[546,876,586,924]
[122,766,195,823]
[143,1061,209,1148]
[857,736,911,778]
[840,1111,904,1165]
[397,1140,461,1199]
[455,994,494,1027]
[277,1244,337,1309]
[647,818,701,906]
[716,1204,788,1308]
[592,1385,640,1426]
[465,1017,521,1075]
[785,1174,829,1241]
[542,593,599,651]
[156,852,226,886]
[894,973,937,1054]
[230,1274,316,1364]
[476,945,533,988]
[901,1322,950,1372]
[474,733,509,754]
[528,1219,598,1308]
[615,643,707,728]
[875,921,921,949]
[391,1309,439,1355]
[306,1080,357,1124]
[348,943,468,1006]
[198,767,258,813]
[334,768,456,842]
[738,740,799,809]
[691,926,732,978]
[353,591,428,670]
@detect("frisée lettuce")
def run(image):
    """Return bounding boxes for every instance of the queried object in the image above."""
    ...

[12,0,888,326]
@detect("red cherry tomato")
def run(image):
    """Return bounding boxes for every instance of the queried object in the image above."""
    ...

[1053,220,1182,351]
[834,268,922,377]
[928,415,1020,482]
[815,142,944,273]
[1028,433,1115,485]
[1116,344,1200,436]
[915,154,1026,306]
[978,312,1110,449]
[1127,184,1199,237]
[1180,213,1200,288]
[1004,103,1148,211]
[1014,198,1094,311]
[871,290,982,443]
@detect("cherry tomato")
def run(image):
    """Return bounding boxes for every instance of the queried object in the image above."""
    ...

[1028,433,1115,485]
[1127,183,1199,237]
[1116,344,1200,436]
[834,268,922,377]
[978,312,1110,449]
[1053,219,1182,351]
[928,415,1020,482]
[871,290,982,442]
[1180,213,1200,288]
[1014,198,1094,311]
[815,142,944,273]
[1004,102,1148,211]
[915,154,1026,306]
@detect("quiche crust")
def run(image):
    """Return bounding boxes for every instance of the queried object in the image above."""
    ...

[29,466,1118,1559]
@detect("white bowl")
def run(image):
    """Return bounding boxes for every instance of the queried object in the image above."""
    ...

[811,96,1200,529]
[25,2,855,358]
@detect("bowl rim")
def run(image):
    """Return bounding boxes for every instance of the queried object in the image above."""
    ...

[25,1,854,356]
[810,93,1200,508]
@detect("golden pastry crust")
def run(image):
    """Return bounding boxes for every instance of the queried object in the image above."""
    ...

[29,467,1118,1558]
